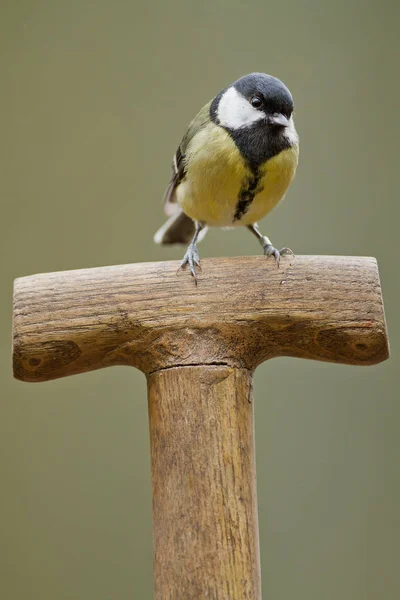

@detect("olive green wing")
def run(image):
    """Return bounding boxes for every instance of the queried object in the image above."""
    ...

[163,101,211,216]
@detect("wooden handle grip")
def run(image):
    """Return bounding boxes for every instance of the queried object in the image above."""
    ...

[12,256,389,382]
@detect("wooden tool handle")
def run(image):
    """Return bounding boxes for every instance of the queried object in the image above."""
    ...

[148,365,261,600]
[11,255,389,599]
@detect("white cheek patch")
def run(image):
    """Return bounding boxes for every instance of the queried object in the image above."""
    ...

[284,116,299,145]
[217,87,265,130]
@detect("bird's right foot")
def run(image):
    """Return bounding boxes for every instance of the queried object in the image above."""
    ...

[178,243,201,283]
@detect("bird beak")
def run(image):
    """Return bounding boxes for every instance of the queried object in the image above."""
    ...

[268,113,290,128]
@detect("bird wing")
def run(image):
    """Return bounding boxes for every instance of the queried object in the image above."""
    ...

[163,101,212,216]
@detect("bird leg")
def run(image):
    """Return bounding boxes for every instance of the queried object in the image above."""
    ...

[178,221,204,283]
[247,223,293,268]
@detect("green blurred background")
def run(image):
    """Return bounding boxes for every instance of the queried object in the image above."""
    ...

[1,1,399,598]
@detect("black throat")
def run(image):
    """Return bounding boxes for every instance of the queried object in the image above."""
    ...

[226,122,292,173]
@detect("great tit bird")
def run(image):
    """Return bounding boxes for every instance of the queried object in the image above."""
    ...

[154,72,299,281]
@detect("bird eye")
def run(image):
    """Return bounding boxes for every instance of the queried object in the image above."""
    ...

[251,96,263,109]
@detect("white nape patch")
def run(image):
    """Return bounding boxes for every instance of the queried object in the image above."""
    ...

[284,116,299,145]
[217,87,265,130]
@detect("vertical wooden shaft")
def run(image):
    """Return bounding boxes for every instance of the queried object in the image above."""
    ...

[147,365,261,600]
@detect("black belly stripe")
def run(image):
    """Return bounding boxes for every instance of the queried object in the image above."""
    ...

[233,168,264,221]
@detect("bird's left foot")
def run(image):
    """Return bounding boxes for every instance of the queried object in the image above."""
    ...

[262,242,293,267]
[178,243,201,283]
[246,225,294,268]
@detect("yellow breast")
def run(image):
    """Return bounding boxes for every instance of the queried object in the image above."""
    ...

[239,144,299,226]
[177,122,298,227]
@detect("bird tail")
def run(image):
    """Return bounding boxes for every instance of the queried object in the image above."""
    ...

[154,210,208,245]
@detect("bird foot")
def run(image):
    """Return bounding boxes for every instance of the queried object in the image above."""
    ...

[262,243,293,267]
[178,243,202,283]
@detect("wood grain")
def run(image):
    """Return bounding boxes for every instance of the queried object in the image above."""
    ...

[148,365,261,600]
[13,255,389,382]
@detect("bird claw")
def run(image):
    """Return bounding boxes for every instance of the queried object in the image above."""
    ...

[178,243,201,283]
[263,244,294,267]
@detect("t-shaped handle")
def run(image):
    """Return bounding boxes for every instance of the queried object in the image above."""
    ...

[12,255,389,599]
[13,255,388,380]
